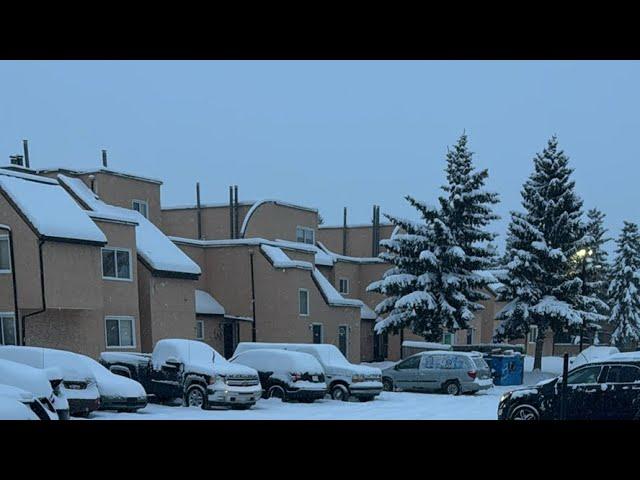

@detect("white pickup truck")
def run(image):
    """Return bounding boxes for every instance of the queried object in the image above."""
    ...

[100,339,262,410]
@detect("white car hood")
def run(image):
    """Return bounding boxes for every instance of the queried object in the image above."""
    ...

[329,363,381,376]
[215,361,258,377]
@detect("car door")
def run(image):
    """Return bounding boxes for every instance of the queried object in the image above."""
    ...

[564,365,606,420]
[151,360,183,399]
[600,364,640,419]
[393,356,422,391]
[417,354,439,391]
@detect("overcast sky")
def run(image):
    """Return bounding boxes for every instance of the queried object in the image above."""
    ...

[0,61,637,251]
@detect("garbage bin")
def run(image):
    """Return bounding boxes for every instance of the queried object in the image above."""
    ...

[485,353,524,386]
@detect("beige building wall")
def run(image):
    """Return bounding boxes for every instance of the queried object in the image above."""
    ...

[243,202,318,243]
[318,224,395,257]
[0,225,15,313]
[162,204,253,240]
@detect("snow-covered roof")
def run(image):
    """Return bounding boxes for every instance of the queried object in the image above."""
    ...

[195,289,225,316]
[59,174,200,277]
[360,303,378,320]
[402,341,452,351]
[37,166,162,185]
[318,222,393,230]
[261,244,313,270]
[275,239,334,266]
[162,200,255,211]
[316,241,383,264]
[0,170,107,244]
[240,199,318,237]
[312,268,362,308]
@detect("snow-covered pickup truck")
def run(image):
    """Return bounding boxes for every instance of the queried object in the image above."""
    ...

[100,339,262,410]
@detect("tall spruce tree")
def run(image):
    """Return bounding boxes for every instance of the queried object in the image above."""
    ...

[608,221,640,349]
[495,136,590,370]
[368,134,499,341]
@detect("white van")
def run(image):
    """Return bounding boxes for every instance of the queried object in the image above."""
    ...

[233,342,383,401]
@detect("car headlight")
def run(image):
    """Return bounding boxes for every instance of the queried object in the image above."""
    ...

[352,374,365,383]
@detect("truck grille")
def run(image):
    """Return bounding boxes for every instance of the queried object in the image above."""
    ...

[226,375,260,387]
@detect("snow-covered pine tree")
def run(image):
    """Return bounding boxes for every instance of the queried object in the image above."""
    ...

[368,133,500,341]
[495,136,588,370]
[572,208,611,343]
[608,221,640,349]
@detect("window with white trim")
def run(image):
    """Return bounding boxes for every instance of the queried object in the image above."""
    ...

[299,288,309,316]
[132,200,149,219]
[338,278,349,295]
[527,326,539,343]
[442,332,455,345]
[196,320,204,340]
[102,247,132,281]
[105,316,135,348]
[0,235,11,273]
[0,314,16,345]
[296,226,315,245]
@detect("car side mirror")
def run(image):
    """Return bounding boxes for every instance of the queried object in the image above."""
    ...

[164,357,181,368]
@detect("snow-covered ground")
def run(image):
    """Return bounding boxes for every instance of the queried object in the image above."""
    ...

[83,357,563,420]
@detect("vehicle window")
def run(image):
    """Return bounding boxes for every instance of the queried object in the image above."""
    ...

[567,366,602,385]
[432,355,456,369]
[453,356,468,369]
[473,357,489,369]
[605,365,640,383]
[397,356,421,370]
[420,355,434,369]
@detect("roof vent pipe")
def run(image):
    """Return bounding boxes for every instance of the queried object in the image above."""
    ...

[196,182,203,240]
[101,149,108,168]
[229,186,234,239]
[342,207,348,255]
[22,140,30,169]
[234,185,239,239]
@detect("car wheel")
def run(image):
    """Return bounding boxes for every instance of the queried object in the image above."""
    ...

[185,384,208,409]
[267,385,287,401]
[509,405,539,421]
[330,384,350,401]
[383,378,394,392]
[443,380,461,396]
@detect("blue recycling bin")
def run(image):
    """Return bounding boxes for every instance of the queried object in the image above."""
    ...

[485,353,524,386]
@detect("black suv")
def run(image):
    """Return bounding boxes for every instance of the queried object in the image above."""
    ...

[498,358,640,420]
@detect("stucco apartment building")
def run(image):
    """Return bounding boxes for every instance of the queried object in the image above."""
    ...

[0,164,201,358]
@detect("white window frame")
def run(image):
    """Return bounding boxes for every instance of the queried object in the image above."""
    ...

[132,199,149,219]
[298,288,310,316]
[527,326,539,343]
[338,277,350,295]
[101,247,133,282]
[0,235,11,274]
[196,320,205,340]
[312,323,324,343]
[338,324,349,357]
[0,313,16,345]
[442,332,455,346]
[296,226,315,245]
[105,316,136,349]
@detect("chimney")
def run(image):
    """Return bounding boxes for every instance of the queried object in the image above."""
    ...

[372,205,377,256]
[342,207,348,255]
[101,150,108,168]
[22,140,30,169]
[196,182,203,240]
[234,185,239,239]
[229,186,234,239]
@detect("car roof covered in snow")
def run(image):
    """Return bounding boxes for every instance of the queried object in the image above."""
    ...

[59,174,201,277]
[416,350,483,358]
[0,169,107,244]
[231,348,324,374]
[0,346,94,381]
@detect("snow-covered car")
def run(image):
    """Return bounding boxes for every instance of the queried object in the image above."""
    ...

[498,355,640,420]
[382,351,493,395]
[569,346,620,369]
[231,348,327,402]
[76,354,147,412]
[0,346,100,417]
[0,396,39,420]
[0,384,51,420]
[233,342,383,401]
[0,359,65,419]
[100,339,262,410]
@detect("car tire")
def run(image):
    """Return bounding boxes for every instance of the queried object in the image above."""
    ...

[185,384,208,409]
[267,385,287,401]
[330,384,350,401]
[443,380,461,396]
[382,378,394,392]
[509,405,539,421]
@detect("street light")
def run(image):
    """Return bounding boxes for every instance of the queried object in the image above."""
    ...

[576,248,593,352]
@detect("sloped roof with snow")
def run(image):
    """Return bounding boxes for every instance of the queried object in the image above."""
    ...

[58,174,200,277]
[261,244,313,270]
[195,290,225,315]
[37,166,162,185]
[360,303,378,320]
[312,268,362,308]
[0,169,106,244]
[316,241,383,264]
